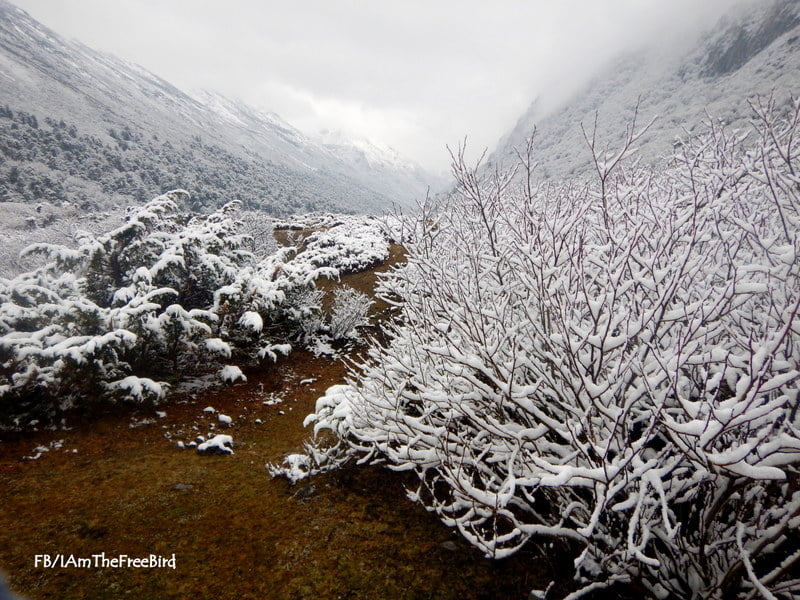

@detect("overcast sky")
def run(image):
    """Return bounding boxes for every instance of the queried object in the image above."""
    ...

[13,0,749,173]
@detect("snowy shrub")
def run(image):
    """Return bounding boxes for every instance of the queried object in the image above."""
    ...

[204,337,232,358]
[0,190,355,427]
[210,246,333,356]
[257,343,292,363]
[238,210,278,260]
[218,365,246,384]
[375,201,438,247]
[328,287,373,341]
[238,311,264,333]
[285,286,325,342]
[269,386,361,482]
[306,384,358,439]
[146,304,217,370]
[105,375,167,404]
[273,212,349,231]
[267,453,313,484]
[301,217,389,273]
[203,212,390,353]
[302,99,800,599]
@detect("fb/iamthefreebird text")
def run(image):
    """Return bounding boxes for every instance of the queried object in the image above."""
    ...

[34,553,176,569]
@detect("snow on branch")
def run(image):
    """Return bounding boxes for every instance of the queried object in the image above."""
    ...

[298,99,800,599]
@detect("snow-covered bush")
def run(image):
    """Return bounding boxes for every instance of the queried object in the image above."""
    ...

[212,214,391,351]
[272,212,349,231]
[301,217,389,273]
[0,191,358,427]
[268,453,313,483]
[218,365,246,384]
[328,287,372,341]
[106,375,167,404]
[302,99,800,599]
[286,287,325,342]
[238,210,278,260]
[269,385,360,482]
[0,191,247,423]
[210,245,332,357]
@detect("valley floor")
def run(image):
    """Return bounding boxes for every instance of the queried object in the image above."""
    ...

[0,248,575,600]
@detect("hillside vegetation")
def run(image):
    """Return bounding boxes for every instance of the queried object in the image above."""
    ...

[0,107,383,215]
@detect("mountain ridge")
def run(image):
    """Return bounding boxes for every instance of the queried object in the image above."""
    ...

[0,0,433,213]
[490,0,800,181]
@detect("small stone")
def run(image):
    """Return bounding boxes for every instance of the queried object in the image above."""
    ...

[170,483,194,492]
[440,541,459,551]
[293,485,316,500]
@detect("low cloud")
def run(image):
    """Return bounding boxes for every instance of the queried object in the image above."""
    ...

[14,0,753,173]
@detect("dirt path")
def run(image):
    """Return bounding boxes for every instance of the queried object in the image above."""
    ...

[0,246,570,600]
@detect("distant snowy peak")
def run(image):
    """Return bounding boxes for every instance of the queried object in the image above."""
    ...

[317,129,417,172]
[188,89,435,201]
[315,128,443,202]
[189,90,423,174]
[187,94,425,176]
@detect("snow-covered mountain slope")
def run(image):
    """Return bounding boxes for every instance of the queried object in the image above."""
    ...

[491,0,800,181]
[316,128,442,203]
[191,90,439,205]
[0,0,433,213]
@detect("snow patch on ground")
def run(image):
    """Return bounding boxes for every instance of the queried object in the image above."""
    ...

[196,434,234,455]
[262,394,284,407]
[309,337,336,356]
[171,374,218,394]
[22,438,65,460]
